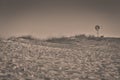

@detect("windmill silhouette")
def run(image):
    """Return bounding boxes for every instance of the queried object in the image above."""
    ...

[95,25,100,37]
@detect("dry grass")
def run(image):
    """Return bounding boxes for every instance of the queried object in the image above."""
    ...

[0,37,120,80]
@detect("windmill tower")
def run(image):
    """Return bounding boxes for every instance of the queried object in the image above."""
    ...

[95,25,100,37]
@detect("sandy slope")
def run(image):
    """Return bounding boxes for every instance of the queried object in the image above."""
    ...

[0,38,120,80]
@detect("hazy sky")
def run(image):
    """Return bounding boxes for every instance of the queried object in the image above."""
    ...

[0,0,120,38]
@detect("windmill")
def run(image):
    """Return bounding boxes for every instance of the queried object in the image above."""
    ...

[95,25,100,37]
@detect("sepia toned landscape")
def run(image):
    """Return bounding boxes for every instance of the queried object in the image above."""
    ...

[0,0,120,80]
[0,35,120,80]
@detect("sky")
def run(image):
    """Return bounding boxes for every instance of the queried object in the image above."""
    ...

[0,0,120,38]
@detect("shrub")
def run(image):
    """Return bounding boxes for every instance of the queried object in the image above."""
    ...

[17,35,35,40]
[46,36,73,44]
[7,36,17,41]
[74,34,87,39]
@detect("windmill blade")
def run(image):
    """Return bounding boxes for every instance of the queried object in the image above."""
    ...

[95,25,100,31]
